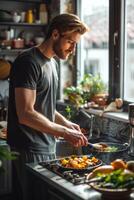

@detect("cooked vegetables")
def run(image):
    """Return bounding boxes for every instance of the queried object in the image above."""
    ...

[97,169,134,189]
[60,155,99,169]
[99,145,118,152]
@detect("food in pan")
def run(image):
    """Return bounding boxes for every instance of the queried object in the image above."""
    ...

[94,143,118,152]
[99,146,118,152]
[60,155,99,169]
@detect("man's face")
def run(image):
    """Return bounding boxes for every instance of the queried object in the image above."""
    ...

[52,32,81,59]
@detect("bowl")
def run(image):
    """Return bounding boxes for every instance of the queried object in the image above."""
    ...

[13,38,24,49]
[35,37,44,44]
[12,14,21,23]
[90,182,134,200]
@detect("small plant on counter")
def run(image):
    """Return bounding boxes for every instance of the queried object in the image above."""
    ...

[80,73,107,100]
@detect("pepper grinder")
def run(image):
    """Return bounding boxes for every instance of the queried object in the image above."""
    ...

[128,103,134,156]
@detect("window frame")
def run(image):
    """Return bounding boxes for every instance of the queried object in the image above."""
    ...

[76,0,131,110]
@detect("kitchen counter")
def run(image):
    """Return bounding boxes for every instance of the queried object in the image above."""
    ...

[26,161,134,200]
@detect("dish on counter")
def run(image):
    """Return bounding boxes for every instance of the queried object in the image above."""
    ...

[87,159,134,199]
[58,155,102,171]
[90,183,134,199]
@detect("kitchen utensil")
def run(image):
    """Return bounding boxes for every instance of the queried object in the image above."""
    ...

[88,142,108,151]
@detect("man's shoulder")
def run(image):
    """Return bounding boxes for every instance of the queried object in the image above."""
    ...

[16,48,35,61]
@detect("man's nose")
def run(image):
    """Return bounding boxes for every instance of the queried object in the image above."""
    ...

[70,44,76,54]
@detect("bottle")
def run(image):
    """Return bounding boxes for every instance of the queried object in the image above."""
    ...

[39,3,48,24]
[26,10,34,24]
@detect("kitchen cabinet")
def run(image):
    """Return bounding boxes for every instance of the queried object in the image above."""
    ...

[0,0,49,56]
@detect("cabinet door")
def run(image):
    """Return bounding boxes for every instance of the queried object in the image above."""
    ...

[48,189,64,200]
[48,188,73,200]
[0,148,12,195]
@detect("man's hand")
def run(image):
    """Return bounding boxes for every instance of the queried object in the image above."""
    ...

[64,120,81,131]
[55,111,88,147]
[63,126,88,148]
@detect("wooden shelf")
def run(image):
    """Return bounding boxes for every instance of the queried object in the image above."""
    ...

[0,48,29,55]
[0,22,47,27]
[0,0,43,2]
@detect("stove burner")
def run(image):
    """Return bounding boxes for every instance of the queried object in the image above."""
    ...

[39,160,89,185]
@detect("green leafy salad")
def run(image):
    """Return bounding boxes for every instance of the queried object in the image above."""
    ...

[97,169,134,189]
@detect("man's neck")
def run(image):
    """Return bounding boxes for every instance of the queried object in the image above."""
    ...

[37,40,55,59]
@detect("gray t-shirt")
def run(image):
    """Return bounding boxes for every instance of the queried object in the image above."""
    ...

[7,47,58,154]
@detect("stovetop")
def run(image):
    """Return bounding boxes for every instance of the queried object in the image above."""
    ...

[39,160,92,185]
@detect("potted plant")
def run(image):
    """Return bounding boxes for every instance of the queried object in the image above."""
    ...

[64,86,85,108]
[64,73,107,108]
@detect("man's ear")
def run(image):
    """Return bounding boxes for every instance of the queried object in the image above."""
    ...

[52,29,60,40]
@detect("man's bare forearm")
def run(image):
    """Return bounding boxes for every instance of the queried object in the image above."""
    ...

[55,110,69,126]
[18,109,66,138]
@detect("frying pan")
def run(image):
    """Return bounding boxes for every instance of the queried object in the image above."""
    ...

[83,139,129,164]
[56,155,103,172]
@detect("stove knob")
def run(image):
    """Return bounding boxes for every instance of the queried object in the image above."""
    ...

[73,174,80,178]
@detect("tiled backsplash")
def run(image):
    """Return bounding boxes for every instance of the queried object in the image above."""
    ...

[56,101,130,144]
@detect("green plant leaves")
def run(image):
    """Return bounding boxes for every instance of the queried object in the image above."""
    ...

[64,73,107,107]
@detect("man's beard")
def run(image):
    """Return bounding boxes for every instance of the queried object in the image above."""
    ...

[53,40,71,59]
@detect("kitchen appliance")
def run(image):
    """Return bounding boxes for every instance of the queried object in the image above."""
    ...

[128,103,134,156]
[39,156,102,185]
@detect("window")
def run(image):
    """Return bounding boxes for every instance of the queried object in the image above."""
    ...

[77,0,109,91]
[124,0,134,101]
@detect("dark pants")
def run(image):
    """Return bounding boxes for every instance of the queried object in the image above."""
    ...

[11,150,56,200]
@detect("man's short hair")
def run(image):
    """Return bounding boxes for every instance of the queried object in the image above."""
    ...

[45,13,89,39]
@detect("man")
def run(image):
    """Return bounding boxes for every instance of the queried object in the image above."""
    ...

[7,13,89,200]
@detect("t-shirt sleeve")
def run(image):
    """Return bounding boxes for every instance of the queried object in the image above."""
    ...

[12,56,40,89]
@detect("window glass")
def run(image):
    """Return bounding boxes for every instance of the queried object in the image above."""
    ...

[79,0,109,91]
[124,0,134,101]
